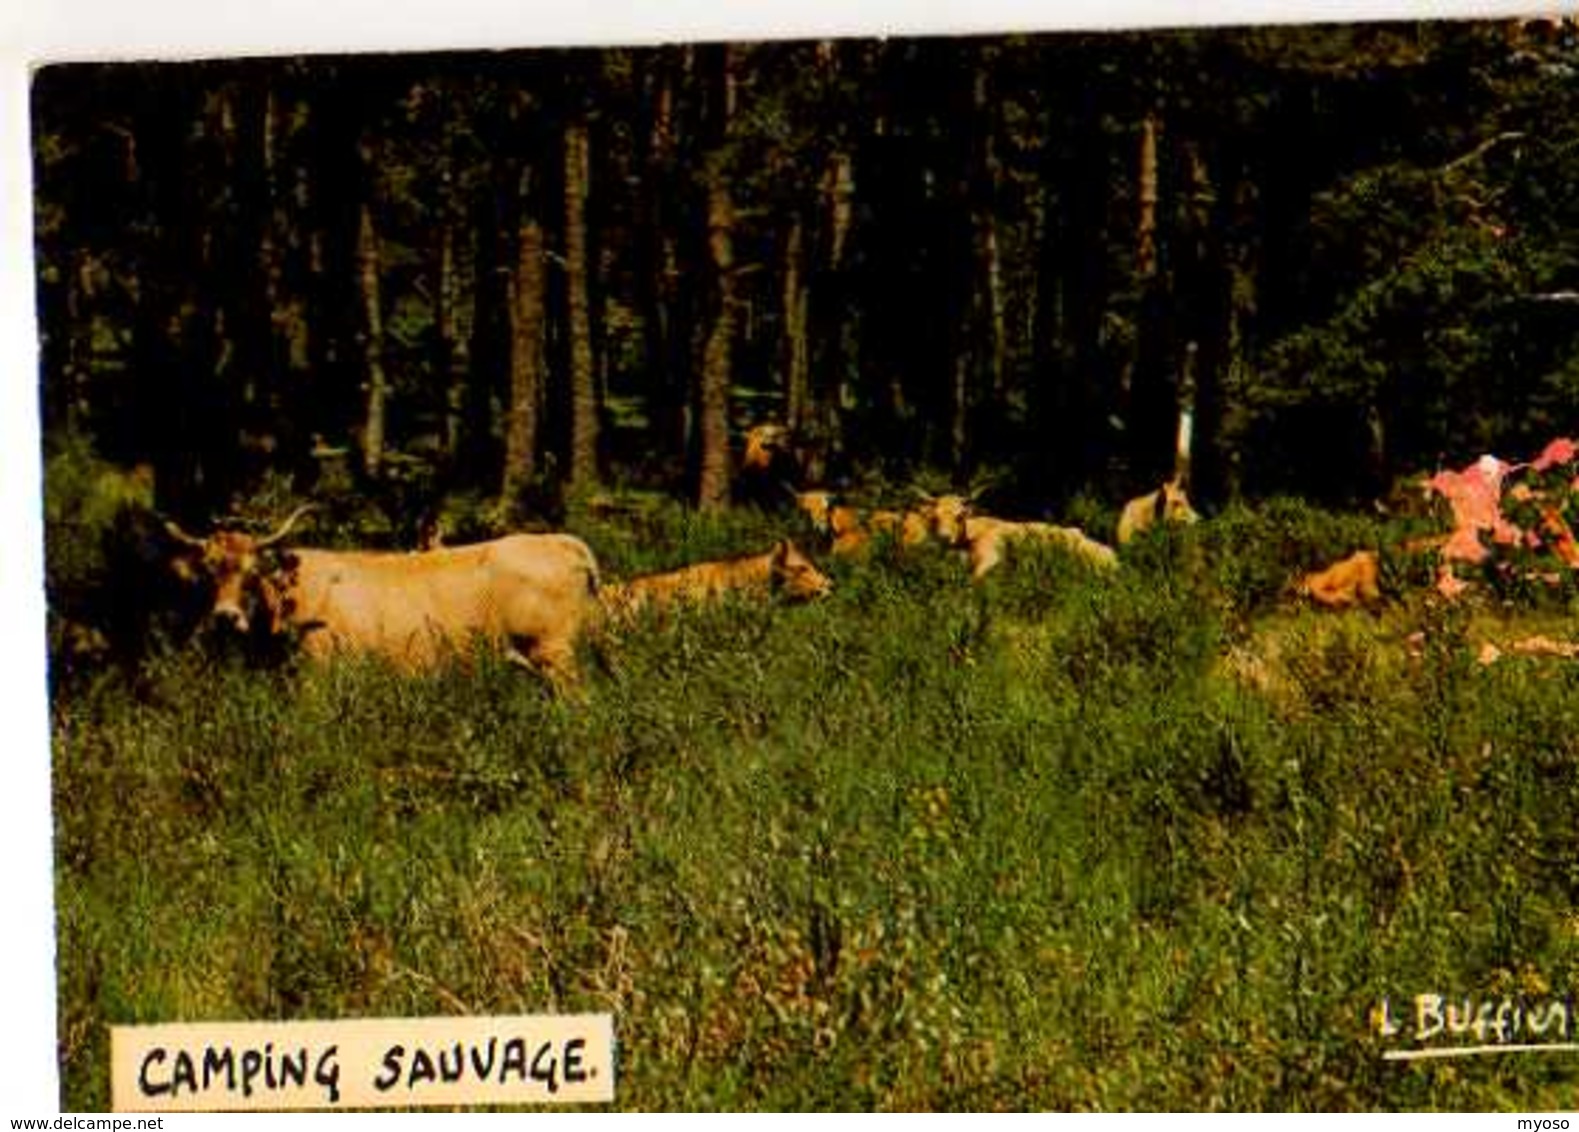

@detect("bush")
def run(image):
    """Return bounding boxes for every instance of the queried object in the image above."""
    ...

[1197,497,1389,618]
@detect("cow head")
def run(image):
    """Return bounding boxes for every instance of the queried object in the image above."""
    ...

[742,422,793,475]
[916,493,975,547]
[163,505,314,634]
[1155,477,1200,528]
[770,540,833,601]
[792,489,837,533]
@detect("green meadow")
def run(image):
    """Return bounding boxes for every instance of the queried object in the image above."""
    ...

[47,491,1579,1110]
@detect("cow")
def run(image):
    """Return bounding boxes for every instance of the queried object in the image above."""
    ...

[792,489,852,536]
[830,507,932,558]
[914,493,975,548]
[910,493,1115,580]
[791,489,862,557]
[868,508,931,546]
[735,422,804,509]
[956,516,1119,581]
[599,539,832,619]
[742,422,792,473]
[1292,549,1382,611]
[1116,476,1200,545]
[793,490,932,558]
[162,505,601,688]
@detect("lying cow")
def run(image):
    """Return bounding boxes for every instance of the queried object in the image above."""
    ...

[164,505,601,688]
[913,493,975,548]
[956,516,1119,581]
[599,539,832,619]
[831,507,933,558]
[1116,476,1200,545]
[911,494,1116,580]
[793,490,930,558]
[792,489,855,537]
[1292,549,1382,611]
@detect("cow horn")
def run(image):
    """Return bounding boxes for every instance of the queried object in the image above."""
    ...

[255,503,316,549]
[161,518,207,548]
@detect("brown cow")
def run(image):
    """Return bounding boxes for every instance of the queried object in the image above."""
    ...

[742,423,792,475]
[736,422,803,509]
[1116,477,1200,545]
[793,490,932,558]
[599,539,832,618]
[832,508,932,558]
[868,509,931,546]
[164,506,600,687]
[1293,549,1382,610]
[792,490,855,536]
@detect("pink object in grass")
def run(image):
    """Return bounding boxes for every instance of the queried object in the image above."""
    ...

[1531,437,1578,472]
[1426,455,1519,564]
[1436,566,1469,600]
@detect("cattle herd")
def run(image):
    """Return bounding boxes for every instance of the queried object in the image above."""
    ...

[157,465,1217,692]
[164,419,1502,691]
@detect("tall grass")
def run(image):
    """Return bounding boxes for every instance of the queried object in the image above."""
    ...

[49,496,1579,1110]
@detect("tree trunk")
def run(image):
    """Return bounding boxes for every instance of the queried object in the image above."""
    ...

[950,352,969,473]
[356,198,388,480]
[501,170,545,515]
[973,67,1007,403]
[437,197,476,467]
[640,54,690,468]
[697,176,736,511]
[262,90,308,368]
[1033,69,1110,491]
[563,117,598,490]
[304,84,362,465]
[1175,140,1213,487]
[1175,341,1197,485]
[983,222,1006,401]
[1180,138,1248,506]
[820,147,856,422]
[812,38,855,435]
[826,151,855,271]
[1122,108,1161,416]
[1124,108,1170,483]
[782,217,811,434]
[1217,177,1260,502]
[260,86,312,479]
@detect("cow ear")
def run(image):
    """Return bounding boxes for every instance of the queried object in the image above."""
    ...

[168,552,199,584]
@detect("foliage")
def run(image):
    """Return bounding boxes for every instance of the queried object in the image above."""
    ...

[1188,498,1388,620]
[1239,30,1579,495]
[31,23,1579,520]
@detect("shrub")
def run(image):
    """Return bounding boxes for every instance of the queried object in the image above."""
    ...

[1198,497,1388,618]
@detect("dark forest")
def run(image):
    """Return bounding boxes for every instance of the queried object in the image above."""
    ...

[32,21,1579,533]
